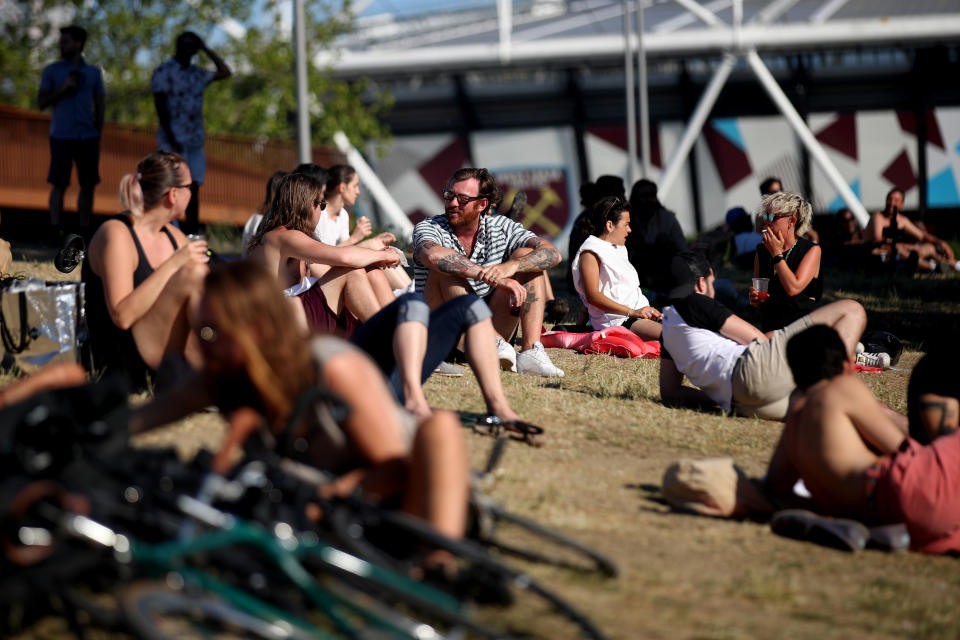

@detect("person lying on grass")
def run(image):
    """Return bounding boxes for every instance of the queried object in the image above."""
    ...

[766,325,960,554]
[658,250,867,420]
[570,195,662,341]
[129,260,470,554]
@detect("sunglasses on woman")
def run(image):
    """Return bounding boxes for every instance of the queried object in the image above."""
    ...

[759,212,792,223]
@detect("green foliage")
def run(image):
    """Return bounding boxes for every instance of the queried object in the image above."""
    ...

[0,0,391,146]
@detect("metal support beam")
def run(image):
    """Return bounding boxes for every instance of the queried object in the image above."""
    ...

[745,48,870,225]
[636,0,651,177]
[497,0,512,63]
[323,15,960,76]
[658,53,737,200]
[623,0,639,185]
[294,0,311,164]
[669,0,724,28]
[333,132,413,237]
[750,0,802,25]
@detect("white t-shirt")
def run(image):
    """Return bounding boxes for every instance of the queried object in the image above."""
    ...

[314,208,350,246]
[571,235,650,329]
[661,303,746,410]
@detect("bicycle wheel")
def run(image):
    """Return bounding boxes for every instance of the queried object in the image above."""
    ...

[119,581,320,640]
[471,495,619,578]
[326,497,609,640]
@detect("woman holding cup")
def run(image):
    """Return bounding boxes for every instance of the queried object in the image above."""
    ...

[82,150,209,388]
[317,164,413,295]
[750,191,822,332]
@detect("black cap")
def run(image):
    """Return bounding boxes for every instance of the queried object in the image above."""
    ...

[665,251,712,300]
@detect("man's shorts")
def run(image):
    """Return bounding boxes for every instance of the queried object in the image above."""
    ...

[866,434,960,554]
[730,314,812,419]
[48,137,100,187]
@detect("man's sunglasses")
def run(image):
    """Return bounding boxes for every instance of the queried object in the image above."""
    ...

[442,190,484,206]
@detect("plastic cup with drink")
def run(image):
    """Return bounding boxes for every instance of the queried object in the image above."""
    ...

[752,277,770,302]
[186,233,213,259]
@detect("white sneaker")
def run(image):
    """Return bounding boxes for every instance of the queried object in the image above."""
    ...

[516,342,565,378]
[855,342,865,355]
[495,336,517,372]
[433,361,465,377]
[857,351,891,370]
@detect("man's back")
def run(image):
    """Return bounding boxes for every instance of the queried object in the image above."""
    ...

[777,375,904,517]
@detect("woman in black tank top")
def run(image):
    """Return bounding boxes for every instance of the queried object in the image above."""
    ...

[82,150,210,387]
[750,192,823,332]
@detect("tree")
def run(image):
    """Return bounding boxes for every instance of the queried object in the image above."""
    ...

[0,0,391,147]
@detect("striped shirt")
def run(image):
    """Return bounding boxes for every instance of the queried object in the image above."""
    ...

[413,214,537,297]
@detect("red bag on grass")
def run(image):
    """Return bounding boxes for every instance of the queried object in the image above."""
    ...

[541,326,660,359]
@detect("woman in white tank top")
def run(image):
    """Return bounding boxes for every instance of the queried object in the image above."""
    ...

[571,196,662,340]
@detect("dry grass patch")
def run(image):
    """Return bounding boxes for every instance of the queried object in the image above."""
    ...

[4,258,960,639]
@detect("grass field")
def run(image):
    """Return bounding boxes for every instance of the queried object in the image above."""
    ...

[4,256,960,640]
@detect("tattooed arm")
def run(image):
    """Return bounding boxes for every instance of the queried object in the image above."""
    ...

[414,238,483,280]
[476,236,562,286]
[514,237,561,272]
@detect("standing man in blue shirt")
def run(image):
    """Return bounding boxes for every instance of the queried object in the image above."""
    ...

[151,31,232,235]
[38,25,105,229]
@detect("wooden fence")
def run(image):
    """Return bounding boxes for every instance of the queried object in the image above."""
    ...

[0,103,344,226]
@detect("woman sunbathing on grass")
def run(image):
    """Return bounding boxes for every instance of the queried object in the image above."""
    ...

[571,196,662,341]
[129,260,470,547]
[82,150,209,388]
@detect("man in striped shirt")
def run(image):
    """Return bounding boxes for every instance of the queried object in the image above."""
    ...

[413,168,565,377]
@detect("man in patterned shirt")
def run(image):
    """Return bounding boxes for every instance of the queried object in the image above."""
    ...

[413,168,564,377]
[151,31,231,234]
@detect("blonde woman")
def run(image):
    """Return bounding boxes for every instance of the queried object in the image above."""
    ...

[750,191,822,332]
[82,150,209,387]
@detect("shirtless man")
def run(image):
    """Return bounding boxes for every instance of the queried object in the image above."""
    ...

[865,187,958,272]
[766,325,960,554]
[245,172,399,333]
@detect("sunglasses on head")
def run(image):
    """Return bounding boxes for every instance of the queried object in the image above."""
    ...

[441,190,484,206]
[601,197,625,219]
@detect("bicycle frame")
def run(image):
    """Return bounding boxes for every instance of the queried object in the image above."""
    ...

[51,496,462,640]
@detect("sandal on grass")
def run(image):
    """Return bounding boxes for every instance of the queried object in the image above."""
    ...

[770,509,869,553]
[456,411,544,447]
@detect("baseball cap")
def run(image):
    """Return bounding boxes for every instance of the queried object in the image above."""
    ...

[665,250,712,300]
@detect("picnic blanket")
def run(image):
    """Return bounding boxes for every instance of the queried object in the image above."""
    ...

[541,326,660,359]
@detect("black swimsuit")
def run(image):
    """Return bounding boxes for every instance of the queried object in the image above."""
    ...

[81,215,178,389]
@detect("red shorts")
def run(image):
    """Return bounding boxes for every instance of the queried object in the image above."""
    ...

[298,284,360,339]
[866,434,960,554]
